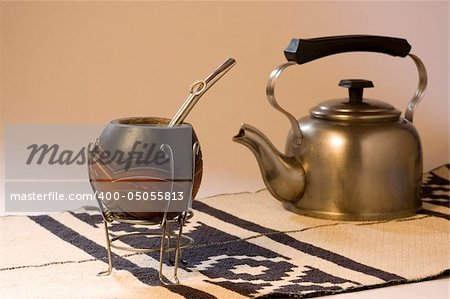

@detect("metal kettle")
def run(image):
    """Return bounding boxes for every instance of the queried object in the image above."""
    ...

[233,35,427,220]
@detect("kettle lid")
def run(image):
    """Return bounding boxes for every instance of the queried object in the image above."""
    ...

[310,79,401,122]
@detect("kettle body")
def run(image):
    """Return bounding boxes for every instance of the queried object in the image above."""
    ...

[285,115,422,220]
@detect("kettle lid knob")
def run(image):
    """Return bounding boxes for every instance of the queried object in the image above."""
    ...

[339,79,374,102]
[311,78,401,122]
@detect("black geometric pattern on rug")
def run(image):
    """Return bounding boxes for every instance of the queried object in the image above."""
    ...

[421,163,450,219]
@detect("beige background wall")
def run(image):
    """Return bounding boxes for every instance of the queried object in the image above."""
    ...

[1,1,449,199]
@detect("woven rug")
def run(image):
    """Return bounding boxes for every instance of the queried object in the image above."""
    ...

[1,165,449,298]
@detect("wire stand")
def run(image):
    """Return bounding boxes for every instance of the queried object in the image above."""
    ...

[89,141,199,285]
[98,211,194,284]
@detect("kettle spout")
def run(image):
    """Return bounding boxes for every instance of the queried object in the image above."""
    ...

[233,124,306,203]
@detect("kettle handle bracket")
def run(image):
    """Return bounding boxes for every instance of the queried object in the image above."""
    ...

[266,62,303,145]
[406,53,427,123]
[266,52,427,134]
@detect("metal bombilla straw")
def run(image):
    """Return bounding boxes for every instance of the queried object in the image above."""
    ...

[156,58,235,284]
[168,58,236,127]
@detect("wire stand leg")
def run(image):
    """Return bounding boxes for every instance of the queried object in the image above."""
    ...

[173,214,186,284]
[98,220,113,276]
[159,219,168,284]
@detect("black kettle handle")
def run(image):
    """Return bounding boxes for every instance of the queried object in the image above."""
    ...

[284,35,411,64]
